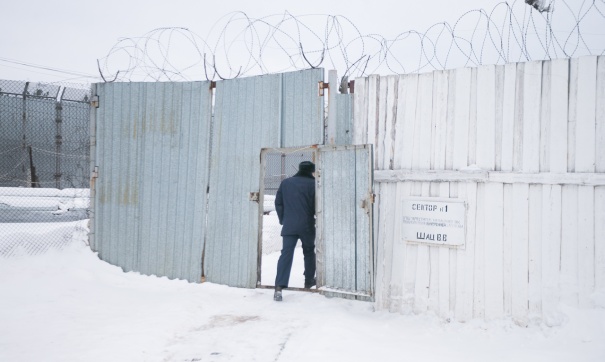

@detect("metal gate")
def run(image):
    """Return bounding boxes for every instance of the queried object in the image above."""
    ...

[91,82,213,282]
[90,70,372,293]
[316,144,374,299]
[204,69,324,288]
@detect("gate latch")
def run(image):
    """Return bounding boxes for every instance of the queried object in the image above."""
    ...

[249,192,260,202]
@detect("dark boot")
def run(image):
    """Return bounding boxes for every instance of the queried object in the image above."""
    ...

[304,278,316,289]
[274,286,283,301]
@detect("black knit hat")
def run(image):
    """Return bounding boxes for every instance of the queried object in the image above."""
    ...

[299,161,315,173]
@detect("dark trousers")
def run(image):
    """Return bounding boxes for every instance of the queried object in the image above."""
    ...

[275,233,316,288]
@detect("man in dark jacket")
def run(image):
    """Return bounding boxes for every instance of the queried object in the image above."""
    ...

[273,161,316,301]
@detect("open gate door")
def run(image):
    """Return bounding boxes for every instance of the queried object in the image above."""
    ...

[316,144,374,300]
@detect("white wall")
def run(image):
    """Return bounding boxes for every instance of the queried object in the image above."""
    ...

[353,56,605,324]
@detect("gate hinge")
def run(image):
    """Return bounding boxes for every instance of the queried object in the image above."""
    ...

[92,166,99,179]
[361,193,376,214]
[318,81,328,96]
[91,95,99,108]
[249,191,260,202]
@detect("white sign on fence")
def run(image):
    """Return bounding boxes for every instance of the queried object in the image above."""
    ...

[401,197,466,246]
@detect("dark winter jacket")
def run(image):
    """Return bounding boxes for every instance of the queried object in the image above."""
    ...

[275,172,315,236]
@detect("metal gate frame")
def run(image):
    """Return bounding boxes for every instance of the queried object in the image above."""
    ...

[257,145,319,289]
[256,144,375,300]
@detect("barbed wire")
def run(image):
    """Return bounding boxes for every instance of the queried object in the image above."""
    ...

[97,0,605,83]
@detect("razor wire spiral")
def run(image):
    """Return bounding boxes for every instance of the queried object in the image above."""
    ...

[97,0,605,82]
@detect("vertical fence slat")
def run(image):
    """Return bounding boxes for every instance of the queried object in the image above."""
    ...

[414,243,430,313]
[542,184,562,325]
[502,183,514,317]
[445,69,457,171]
[393,75,410,169]
[567,58,579,172]
[512,183,529,325]
[389,182,412,313]
[413,183,431,313]
[378,182,397,307]
[428,183,440,314]
[575,56,597,173]
[473,183,485,319]
[455,182,477,321]
[379,76,397,170]
[549,59,569,173]
[597,56,605,173]
[540,61,551,172]
[501,63,516,172]
[528,184,543,317]
[513,63,524,171]
[376,77,388,170]
[595,186,605,296]
[561,185,579,306]
[495,65,505,171]
[412,73,433,169]
[404,234,418,313]
[374,182,389,308]
[368,75,380,165]
[578,186,595,308]
[467,69,478,166]
[522,61,542,173]
[400,75,419,170]
[476,65,496,170]
[484,182,504,320]
[438,182,451,319]
[431,71,449,171]
[353,77,368,145]
[453,68,471,170]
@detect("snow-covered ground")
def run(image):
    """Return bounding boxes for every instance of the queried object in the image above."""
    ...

[1,221,605,361]
[1,190,604,361]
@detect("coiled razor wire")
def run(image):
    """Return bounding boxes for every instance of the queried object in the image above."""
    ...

[97,0,605,82]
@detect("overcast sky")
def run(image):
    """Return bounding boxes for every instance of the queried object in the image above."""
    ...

[0,0,602,85]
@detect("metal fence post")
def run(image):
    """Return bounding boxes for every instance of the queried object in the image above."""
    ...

[55,87,65,189]
[21,82,30,187]
[89,84,97,251]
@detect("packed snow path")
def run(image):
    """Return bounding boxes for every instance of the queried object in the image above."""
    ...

[1,240,604,361]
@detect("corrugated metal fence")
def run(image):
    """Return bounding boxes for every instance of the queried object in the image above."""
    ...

[205,70,324,288]
[91,81,213,281]
[91,69,325,286]
[354,55,605,324]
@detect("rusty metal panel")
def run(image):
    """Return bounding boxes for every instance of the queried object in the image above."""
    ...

[281,68,325,147]
[205,69,325,288]
[93,81,212,282]
[317,144,374,298]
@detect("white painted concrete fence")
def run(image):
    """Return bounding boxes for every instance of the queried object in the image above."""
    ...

[352,55,605,324]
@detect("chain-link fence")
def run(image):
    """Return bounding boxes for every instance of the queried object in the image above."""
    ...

[0,80,91,257]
